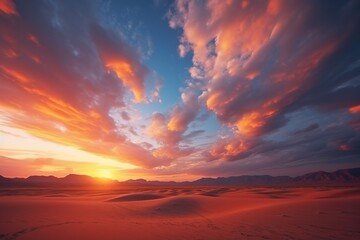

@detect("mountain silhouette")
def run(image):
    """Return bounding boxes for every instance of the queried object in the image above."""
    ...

[1,168,359,187]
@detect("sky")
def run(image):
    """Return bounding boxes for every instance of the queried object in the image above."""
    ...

[0,0,360,181]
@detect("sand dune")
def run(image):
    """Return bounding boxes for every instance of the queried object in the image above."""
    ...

[151,197,200,216]
[107,193,164,202]
[0,186,359,239]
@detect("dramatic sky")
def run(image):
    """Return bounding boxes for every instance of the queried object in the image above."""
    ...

[1,0,360,180]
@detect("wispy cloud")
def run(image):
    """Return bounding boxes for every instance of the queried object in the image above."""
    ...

[0,0,162,168]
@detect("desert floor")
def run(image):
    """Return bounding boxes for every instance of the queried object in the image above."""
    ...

[0,186,359,240]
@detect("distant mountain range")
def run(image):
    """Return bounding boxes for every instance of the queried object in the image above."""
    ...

[0,174,115,187]
[192,168,360,186]
[1,168,360,187]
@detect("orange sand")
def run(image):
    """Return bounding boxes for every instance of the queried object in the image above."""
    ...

[0,186,359,239]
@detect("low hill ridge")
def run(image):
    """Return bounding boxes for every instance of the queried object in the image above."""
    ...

[1,168,359,187]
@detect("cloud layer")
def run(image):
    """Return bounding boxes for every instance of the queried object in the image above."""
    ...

[0,0,359,178]
[169,0,360,166]
[0,0,163,168]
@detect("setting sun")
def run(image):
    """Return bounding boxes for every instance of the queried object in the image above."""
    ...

[98,169,112,179]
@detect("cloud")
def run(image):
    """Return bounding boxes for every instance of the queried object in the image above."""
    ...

[0,0,161,168]
[146,86,200,160]
[292,123,319,135]
[183,130,205,141]
[192,122,360,177]
[1,0,360,178]
[0,155,105,178]
[349,104,360,114]
[0,0,18,15]
[121,111,131,121]
[169,0,360,163]
[127,117,360,178]
[203,135,256,162]
[167,88,200,132]
[91,24,149,102]
[146,111,194,160]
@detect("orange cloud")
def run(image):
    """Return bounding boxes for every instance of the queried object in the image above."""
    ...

[146,112,181,146]
[235,112,266,136]
[105,60,144,102]
[171,0,350,138]
[349,104,360,114]
[0,0,18,15]
[152,146,193,160]
[166,0,360,165]
[0,2,160,168]
[0,66,30,83]
[92,25,149,102]
[146,88,199,162]
[207,136,251,161]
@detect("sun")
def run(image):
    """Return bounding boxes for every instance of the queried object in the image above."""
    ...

[98,169,113,179]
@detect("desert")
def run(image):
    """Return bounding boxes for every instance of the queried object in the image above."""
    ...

[1,185,359,240]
